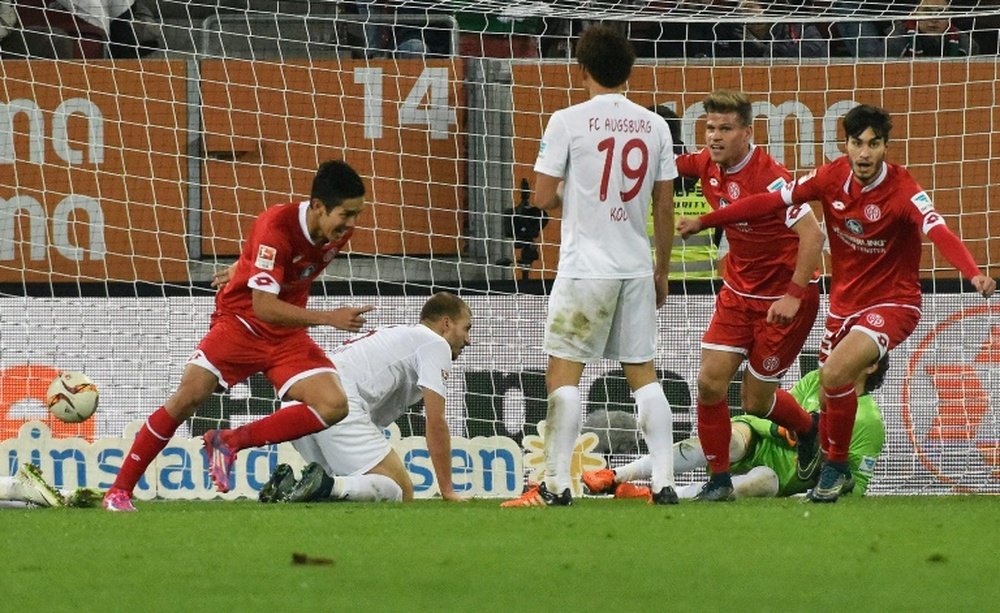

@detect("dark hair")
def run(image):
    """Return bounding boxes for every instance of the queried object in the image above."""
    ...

[419,292,469,323]
[703,90,753,128]
[862,354,890,395]
[843,105,892,143]
[649,104,684,152]
[311,159,365,211]
[576,25,634,89]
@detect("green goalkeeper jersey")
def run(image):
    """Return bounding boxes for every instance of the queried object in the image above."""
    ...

[729,369,885,496]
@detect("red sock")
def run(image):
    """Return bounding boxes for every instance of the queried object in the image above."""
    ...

[697,398,731,474]
[226,403,327,451]
[768,388,814,434]
[112,407,182,493]
[822,382,858,463]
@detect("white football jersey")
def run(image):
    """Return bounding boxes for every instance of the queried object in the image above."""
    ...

[330,324,452,428]
[534,93,677,278]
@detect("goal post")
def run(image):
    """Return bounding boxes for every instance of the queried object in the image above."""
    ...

[0,1,997,496]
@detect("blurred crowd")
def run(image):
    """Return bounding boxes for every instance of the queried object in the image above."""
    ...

[0,0,995,60]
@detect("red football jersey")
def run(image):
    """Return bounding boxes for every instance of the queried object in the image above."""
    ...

[214,201,353,339]
[676,146,808,297]
[783,157,943,315]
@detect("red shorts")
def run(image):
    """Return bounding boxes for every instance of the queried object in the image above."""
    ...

[190,315,335,398]
[701,284,820,381]
[819,304,921,365]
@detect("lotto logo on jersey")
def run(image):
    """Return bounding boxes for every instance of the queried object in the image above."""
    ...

[864,204,882,222]
[866,313,885,328]
[256,245,277,270]
[727,182,740,200]
[831,200,846,211]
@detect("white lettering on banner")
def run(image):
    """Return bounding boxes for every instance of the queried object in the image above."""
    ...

[0,97,103,165]
[0,295,996,495]
[681,99,859,168]
[0,195,106,261]
[0,421,524,500]
[354,67,457,141]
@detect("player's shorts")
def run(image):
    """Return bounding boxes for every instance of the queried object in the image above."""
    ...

[289,389,392,476]
[190,315,336,398]
[730,414,811,497]
[544,275,656,363]
[819,304,921,365]
[701,284,820,382]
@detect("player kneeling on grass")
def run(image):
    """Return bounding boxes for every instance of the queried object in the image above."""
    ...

[583,356,887,501]
[0,463,103,508]
[257,292,473,503]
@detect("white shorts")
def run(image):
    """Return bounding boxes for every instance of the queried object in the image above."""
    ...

[290,395,392,477]
[544,275,657,363]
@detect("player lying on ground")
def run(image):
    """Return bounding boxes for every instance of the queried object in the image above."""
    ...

[678,104,996,502]
[254,292,473,503]
[0,464,102,508]
[104,160,372,512]
[583,356,887,501]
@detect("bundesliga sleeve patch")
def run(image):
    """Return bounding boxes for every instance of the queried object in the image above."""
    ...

[910,191,934,215]
[255,245,277,270]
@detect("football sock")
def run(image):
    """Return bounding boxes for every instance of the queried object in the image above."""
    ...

[673,436,707,473]
[543,385,581,493]
[226,403,327,451]
[112,406,181,493]
[675,483,703,499]
[635,382,675,490]
[822,382,858,463]
[732,466,780,498]
[331,474,403,502]
[612,455,652,483]
[767,388,814,434]
[697,398,731,474]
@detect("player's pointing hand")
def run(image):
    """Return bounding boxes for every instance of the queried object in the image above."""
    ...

[329,305,375,332]
[676,217,703,240]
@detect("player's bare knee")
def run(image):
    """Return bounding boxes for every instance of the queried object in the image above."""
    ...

[312,398,348,426]
[696,376,727,404]
[819,363,855,390]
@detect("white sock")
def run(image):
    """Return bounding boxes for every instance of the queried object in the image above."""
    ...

[612,455,652,483]
[544,385,581,493]
[0,476,20,501]
[330,474,403,502]
[673,437,708,473]
[733,466,779,498]
[635,382,675,490]
[676,482,703,499]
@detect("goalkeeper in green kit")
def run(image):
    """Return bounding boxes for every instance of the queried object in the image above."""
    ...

[584,356,887,500]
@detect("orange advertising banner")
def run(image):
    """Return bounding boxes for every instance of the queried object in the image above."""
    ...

[0,60,189,284]
[199,59,467,258]
[511,61,1000,279]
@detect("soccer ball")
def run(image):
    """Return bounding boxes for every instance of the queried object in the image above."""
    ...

[47,371,100,423]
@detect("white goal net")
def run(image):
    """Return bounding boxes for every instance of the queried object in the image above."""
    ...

[0,0,997,497]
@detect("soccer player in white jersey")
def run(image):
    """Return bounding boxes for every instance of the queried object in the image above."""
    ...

[503,24,679,507]
[258,292,473,503]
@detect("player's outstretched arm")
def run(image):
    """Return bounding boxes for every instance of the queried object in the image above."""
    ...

[925,225,997,298]
[252,290,374,331]
[423,389,466,502]
[697,190,787,231]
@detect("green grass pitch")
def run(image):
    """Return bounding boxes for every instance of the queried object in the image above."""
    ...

[5,496,998,611]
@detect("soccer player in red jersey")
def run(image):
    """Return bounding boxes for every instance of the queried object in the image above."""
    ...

[679,104,996,501]
[103,159,373,512]
[675,91,825,501]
